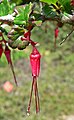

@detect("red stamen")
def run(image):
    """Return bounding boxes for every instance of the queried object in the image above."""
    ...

[27,77,34,115]
[34,77,40,113]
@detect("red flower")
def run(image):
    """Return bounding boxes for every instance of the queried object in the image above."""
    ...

[30,47,41,77]
[54,27,59,48]
[27,47,41,114]
[70,0,74,6]
[55,27,59,38]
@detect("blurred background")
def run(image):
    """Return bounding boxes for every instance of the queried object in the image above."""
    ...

[0,21,74,120]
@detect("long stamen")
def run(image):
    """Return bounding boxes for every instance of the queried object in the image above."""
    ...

[27,77,34,115]
[33,77,38,113]
[34,77,40,113]
[36,79,40,113]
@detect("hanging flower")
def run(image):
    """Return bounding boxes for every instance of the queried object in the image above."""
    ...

[54,27,59,48]
[27,47,41,114]
[70,0,74,6]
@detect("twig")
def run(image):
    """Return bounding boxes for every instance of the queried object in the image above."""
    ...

[61,13,74,25]
[60,28,74,45]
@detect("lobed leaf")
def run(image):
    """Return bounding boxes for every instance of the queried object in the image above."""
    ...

[59,0,72,13]
[42,4,58,18]
[0,0,11,16]
[40,0,57,4]
[14,3,33,25]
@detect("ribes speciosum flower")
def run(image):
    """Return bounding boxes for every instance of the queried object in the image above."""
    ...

[27,47,41,114]
[54,27,59,48]
[70,0,74,6]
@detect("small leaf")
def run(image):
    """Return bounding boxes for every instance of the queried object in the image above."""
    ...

[42,4,57,18]
[59,0,72,13]
[40,0,57,4]
[8,27,25,41]
[24,3,32,22]
[0,0,11,16]
[14,3,33,25]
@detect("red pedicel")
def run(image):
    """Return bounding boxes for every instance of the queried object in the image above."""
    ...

[4,46,17,86]
[24,31,31,38]
[27,47,41,115]
[21,31,37,47]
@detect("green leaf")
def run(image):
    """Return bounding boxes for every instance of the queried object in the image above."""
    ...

[8,26,25,41]
[40,0,57,4]
[0,0,11,16]
[42,4,57,18]
[10,3,16,13]
[14,3,33,25]
[59,0,72,13]
[24,4,31,22]
[10,0,22,5]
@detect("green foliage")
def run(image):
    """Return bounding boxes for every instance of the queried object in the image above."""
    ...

[8,27,29,50]
[42,4,58,18]
[14,3,33,25]
[59,0,72,13]
[10,0,23,5]
[40,0,57,4]
[0,24,74,119]
[0,0,73,49]
[0,0,10,16]
[10,0,39,5]
[40,0,73,14]
[8,27,25,41]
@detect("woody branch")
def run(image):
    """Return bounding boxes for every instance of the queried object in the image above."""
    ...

[0,12,74,26]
